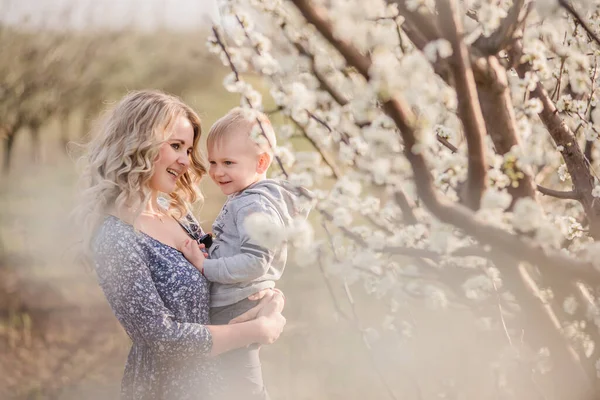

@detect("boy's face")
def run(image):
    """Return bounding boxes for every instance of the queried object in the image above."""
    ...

[208,131,262,196]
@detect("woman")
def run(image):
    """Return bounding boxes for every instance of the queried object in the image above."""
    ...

[73,90,286,399]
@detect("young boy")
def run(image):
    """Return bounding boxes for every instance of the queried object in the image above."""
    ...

[180,107,310,399]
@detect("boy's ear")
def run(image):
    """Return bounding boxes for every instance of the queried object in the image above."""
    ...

[256,152,272,174]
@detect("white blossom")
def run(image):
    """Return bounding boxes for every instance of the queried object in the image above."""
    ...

[423,39,453,62]
[332,207,353,227]
[512,197,544,233]
[288,172,314,188]
[286,217,314,248]
[478,2,508,37]
[481,189,512,210]
[563,296,578,315]
[557,163,571,182]
[244,212,285,248]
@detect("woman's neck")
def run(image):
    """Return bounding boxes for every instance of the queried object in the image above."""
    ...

[111,190,164,224]
[145,191,162,214]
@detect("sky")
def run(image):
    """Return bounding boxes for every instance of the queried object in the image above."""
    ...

[0,0,221,31]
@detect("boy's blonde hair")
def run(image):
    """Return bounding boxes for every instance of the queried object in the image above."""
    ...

[207,107,276,154]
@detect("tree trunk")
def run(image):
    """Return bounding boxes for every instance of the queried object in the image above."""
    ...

[475,56,537,204]
[59,112,70,153]
[30,123,41,164]
[3,132,15,174]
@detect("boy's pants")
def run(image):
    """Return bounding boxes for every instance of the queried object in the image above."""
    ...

[210,298,270,400]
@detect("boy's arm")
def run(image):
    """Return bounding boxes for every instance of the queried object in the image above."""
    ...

[202,201,284,284]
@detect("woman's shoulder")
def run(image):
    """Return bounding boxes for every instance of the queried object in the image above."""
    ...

[93,215,143,255]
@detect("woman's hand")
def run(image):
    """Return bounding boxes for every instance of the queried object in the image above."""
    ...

[255,313,286,345]
[229,289,285,324]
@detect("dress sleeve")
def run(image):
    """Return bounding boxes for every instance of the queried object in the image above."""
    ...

[94,229,212,359]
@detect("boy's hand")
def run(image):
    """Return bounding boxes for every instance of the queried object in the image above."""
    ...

[178,239,207,272]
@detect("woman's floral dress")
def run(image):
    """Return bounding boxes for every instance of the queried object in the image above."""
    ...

[93,215,220,399]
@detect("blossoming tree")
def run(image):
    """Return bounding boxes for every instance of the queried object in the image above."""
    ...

[207,0,600,398]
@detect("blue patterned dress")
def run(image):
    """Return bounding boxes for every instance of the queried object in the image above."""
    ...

[93,215,220,399]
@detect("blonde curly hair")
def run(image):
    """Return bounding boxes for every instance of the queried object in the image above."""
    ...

[73,90,207,267]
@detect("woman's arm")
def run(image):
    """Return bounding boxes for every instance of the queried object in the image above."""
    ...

[227,289,286,324]
[208,310,286,356]
[95,234,213,358]
[210,289,286,355]
[95,225,284,359]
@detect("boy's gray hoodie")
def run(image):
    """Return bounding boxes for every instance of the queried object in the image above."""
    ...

[203,179,311,307]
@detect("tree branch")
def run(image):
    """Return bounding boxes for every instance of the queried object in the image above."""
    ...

[514,40,600,239]
[290,36,349,106]
[320,209,440,261]
[473,0,526,54]
[558,0,600,48]
[437,0,488,210]
[393,1,442,43]
[394,189,418,224]
[289,118,343,178]
[393,3,534,205]
[536,184,580,200]
[474,56,537,203]
[436,135,458,153]
[290,0,600,285]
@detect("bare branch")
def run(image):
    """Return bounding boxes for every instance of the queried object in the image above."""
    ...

[211,27,240,82]
[289,118,343,178]
[551,58,566,101]
[584,138,594,164]
[436,135,458,153]
[466,8,479,22]
[394,189,418,224]
[393,1,442,43]
[536,184,580,200]
[307,110,332,132]
[585,59,598,115]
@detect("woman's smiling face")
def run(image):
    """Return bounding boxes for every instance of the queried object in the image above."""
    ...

[149,116,195,194]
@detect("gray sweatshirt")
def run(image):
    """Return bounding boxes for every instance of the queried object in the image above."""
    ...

[203,179,311,307]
